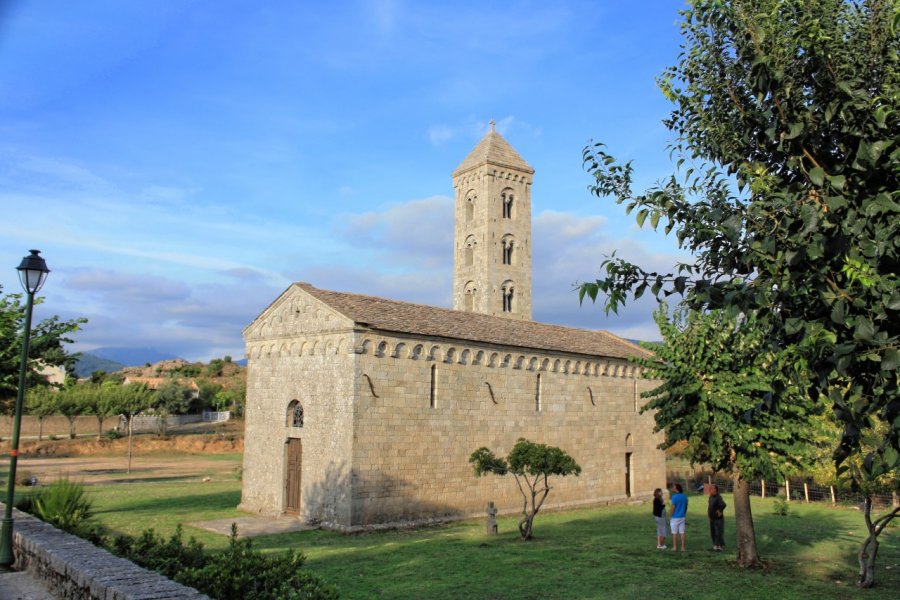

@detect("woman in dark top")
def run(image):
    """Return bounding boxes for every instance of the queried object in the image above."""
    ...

[708,484,727,551]
[653,488,668,549]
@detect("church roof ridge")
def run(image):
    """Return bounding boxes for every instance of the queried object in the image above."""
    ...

[294,283,651,361]
[452,127,534,177]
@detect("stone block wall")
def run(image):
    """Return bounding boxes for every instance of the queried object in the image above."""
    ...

[350,332,666,527]
[2,503,208,599]
[241,289,357,523]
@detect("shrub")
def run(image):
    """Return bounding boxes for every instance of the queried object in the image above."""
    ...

[177,525,339,600]
[773,496,790,517]
[32,478,94,531]
[15,470,37,486]
[107,524,338,600]
[104,429,123,440]
[110,526,206,579]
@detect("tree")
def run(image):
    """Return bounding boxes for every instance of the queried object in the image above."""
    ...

[0,285,86,407]
[79,382,121,439]
[107,382,154,473]
[577,0,898,584]
[25,386,57,441]
[196,379,223,413]
[55,385,83,439]
[153,380,192,435]
[469,439,581,540]
[637,306,819,566]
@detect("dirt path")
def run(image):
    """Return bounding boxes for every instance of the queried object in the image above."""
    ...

[7,430,244,486]
[15,453,242,486]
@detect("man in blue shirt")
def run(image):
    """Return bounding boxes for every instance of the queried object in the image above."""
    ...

[669,483,688,551]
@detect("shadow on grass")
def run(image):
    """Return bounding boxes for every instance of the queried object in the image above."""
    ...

[95,489,241,517]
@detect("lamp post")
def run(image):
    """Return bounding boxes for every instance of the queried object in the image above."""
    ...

[0,250,50,570]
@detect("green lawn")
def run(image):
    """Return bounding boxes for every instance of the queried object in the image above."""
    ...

[4,458,898,599]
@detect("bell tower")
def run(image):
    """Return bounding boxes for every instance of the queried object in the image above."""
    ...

[452,121,533,320]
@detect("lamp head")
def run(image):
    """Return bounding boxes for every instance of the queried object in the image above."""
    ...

[17,249,50,294]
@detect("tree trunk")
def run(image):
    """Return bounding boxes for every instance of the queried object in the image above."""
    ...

[68,416,76,439]
[518,514,535,540]
[732,473,763,567]
[96,415,104,440]
[127,416,134,474]
[857,494,900,588]
[38,417,43,441]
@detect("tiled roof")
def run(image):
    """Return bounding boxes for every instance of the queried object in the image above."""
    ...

[297,283,652,361]
[452,129,534,176]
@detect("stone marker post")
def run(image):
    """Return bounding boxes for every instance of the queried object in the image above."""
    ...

[486,501,498,535]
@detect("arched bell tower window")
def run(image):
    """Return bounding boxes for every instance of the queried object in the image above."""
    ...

[464,235,477,267]
[501,280,515,313]
[501,235,514,265]
[286,400,304,428]
[501,189,514,219]
[466,193,476,222]
[464,281,476,311]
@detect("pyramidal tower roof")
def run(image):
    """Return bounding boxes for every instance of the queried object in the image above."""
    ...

[452,120,534,176]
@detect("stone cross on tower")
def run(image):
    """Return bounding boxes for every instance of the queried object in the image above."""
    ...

[451,124,534,320]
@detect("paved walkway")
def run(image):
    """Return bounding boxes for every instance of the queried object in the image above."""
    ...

[190,515,315,537]
[0,571,55,600]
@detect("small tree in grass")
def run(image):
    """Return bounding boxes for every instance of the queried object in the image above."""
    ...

[469,438,581,540]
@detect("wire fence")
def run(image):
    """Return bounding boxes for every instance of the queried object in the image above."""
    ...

[667,469,898,510]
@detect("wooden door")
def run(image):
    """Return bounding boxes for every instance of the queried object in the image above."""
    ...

[285,439,302,514]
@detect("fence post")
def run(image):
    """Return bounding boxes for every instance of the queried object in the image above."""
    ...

[803,482,809,503]
[761,480,766,499]
[785,479,791,502]
[830,486,836,506]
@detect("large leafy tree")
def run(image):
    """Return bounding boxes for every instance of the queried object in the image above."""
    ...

[637,306,819,566]
[0,285,86,408]
[578,0,898,584]
[469,438,581,540]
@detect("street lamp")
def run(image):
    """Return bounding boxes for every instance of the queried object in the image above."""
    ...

[0,250,50,570]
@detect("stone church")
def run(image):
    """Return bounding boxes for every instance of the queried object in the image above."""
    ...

[239,124,666,529]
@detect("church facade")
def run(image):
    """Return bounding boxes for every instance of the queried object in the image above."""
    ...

[239,126,666,529]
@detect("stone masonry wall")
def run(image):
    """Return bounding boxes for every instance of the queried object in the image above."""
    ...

[2,503,208,599]
[350,332,666,527]
[240,289,356,523]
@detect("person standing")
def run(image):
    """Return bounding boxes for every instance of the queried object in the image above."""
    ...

[708,484,726,551]
[653,488,668,549]
[669,483,688,551]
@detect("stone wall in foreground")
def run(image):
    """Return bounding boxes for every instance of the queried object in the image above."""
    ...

[2,504,208,600]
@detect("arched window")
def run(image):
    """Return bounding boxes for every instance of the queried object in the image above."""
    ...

[502,239,514,265]
[286,400,304,428]
[501,281,515,313]
[466,193,476,222]
[429,364,437,409]
[464,235,477,267]
[501,189,514,219]
[464,281,476,311]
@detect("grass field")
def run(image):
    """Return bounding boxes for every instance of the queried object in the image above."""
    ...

[3,455,899,599]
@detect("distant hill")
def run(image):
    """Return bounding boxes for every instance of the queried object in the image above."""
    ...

[74,354,126,378]
[89,347,179,367]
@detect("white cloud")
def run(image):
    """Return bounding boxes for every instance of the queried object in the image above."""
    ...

[341,196,453,269]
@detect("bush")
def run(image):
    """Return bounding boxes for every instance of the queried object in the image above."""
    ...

[104,429,123,440]
[15,470,38,486]
[32,477,94,532]
[773,496,790,517]
[110,526,206,579]
[107,524,338,600]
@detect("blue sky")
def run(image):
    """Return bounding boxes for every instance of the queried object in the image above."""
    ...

[0,0,690,362]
